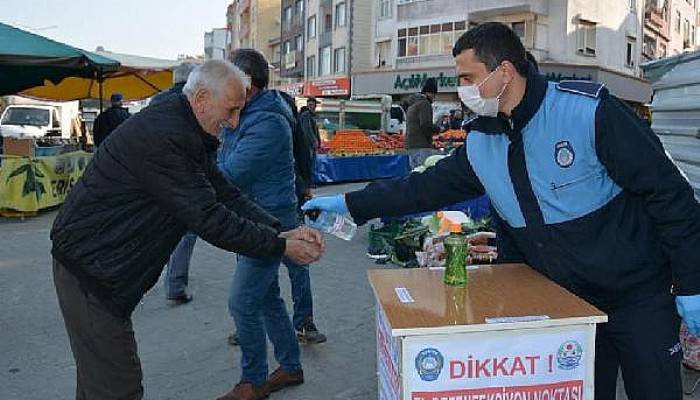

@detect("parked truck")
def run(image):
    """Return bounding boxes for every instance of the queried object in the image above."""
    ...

[0,96,80,139]
[295,95,406,135]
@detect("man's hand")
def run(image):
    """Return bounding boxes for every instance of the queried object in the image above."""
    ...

[280,226,325,251]
[301,194,348,214]
[284,239,323,265]
[677,295,700,335]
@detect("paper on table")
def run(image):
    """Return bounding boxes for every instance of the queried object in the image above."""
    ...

[394,287,415,303]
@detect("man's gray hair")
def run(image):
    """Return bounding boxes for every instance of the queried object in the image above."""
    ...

[182,60,250,99]
[173,62,196,84]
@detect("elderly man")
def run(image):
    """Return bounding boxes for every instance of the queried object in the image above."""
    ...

[50,60,323,400]
[151,62,201,305]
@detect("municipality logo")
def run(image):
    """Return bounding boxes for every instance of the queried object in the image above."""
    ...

[415,348,444,381]
[555,140,575,168]
[557,340,583,370]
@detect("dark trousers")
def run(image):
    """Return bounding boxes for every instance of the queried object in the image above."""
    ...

[595,293,682,400]
[53,259,143,400]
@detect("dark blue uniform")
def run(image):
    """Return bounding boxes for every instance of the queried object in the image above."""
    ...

[346,67,700,399]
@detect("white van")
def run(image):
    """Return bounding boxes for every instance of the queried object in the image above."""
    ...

[0,105,63,138]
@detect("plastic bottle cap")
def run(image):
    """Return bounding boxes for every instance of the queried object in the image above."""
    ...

[449,223,462,233]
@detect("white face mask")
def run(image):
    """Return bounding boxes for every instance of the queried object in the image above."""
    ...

[457,68,507,117]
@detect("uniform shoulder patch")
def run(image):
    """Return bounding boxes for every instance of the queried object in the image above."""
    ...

[556,80,606,98]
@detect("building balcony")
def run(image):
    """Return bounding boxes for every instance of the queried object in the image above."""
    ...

[467,0,548,18]
[396,54,453,69]
[645,8,669,36]
[397,0,547,23]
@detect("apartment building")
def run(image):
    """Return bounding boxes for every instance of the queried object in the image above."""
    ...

[280,0,306,82]
[353,0,651,106]
[227,0,283,85]
[302,0,372,97]
[643,0,698,62]
[204,28,231,60]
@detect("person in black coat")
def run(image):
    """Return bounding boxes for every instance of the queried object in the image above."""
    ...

[50,60,324,400]
[92,92,130,147]
[296,97,321,203]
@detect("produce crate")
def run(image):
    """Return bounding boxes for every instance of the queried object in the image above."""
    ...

[3,138,35,157]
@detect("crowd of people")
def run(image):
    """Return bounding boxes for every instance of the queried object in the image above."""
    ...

[51,22,700,400]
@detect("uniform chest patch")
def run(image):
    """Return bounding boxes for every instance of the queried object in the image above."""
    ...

[555,141,575,168]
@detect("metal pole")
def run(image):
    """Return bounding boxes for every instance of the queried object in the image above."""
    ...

[98,69,104,113]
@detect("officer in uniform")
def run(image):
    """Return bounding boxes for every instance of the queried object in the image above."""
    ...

[304,23,700,400]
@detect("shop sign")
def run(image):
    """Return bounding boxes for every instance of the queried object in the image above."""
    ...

[276,82,304,97]
[403,327,590,400]
[305,78,351,97]
[393,72,458,91]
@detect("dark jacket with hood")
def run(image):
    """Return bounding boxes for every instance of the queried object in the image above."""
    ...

[405,93,436,149]
[51,94,285,318]
[218,89,298,225]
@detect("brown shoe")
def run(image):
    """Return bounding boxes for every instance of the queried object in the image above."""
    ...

[216,382,268,400]
[262,367,304,394]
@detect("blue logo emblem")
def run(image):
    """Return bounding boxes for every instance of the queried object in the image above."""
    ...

[557,340,583,370]
[415,348,444,381]
[555,141,575,168]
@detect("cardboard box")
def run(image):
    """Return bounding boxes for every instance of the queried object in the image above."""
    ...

[3,138,35,157]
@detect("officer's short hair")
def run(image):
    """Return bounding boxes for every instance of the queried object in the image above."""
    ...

[452,22,529,76]
[230,48,270,90]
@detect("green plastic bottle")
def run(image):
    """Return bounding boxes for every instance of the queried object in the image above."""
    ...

[443,223,468,287]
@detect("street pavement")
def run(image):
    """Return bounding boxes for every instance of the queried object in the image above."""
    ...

[3,182,700,399]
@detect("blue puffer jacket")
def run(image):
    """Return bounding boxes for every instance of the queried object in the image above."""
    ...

[218,90,298,222]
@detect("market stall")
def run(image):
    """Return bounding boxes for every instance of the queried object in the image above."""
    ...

[0,139,91,216]
[314,130,410,184]
[369,265,607,400]
[314,153,410,184]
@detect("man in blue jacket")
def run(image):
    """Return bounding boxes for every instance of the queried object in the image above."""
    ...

[305,23,700,400]
[217,49,321,400]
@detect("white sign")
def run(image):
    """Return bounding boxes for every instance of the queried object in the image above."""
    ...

[378,307,401,400]
[403,326,591,400]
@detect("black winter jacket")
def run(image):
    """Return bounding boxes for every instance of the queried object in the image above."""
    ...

[93,106,130,147]
[51,94,286,317]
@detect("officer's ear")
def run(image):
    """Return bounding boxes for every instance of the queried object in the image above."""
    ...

[499,61,518,86]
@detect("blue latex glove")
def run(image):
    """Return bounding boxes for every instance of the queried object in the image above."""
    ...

[301,194,349,215]
[677,295,700,335]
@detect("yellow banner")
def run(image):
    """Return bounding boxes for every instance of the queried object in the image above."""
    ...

[0,151,92,213]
